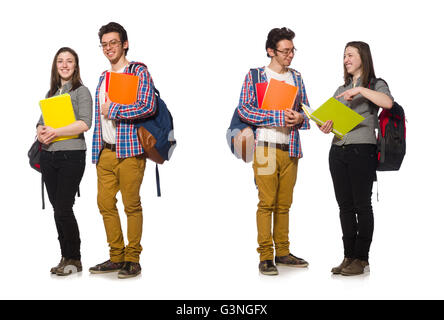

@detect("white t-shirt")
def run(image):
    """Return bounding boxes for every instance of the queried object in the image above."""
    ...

[99,65,127,144]
[256,66,295,144]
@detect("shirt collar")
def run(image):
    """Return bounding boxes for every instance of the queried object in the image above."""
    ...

[60,80,73,93]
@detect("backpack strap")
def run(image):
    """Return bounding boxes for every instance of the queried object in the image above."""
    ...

[369,78,382,201]
[368,78,383,158]
[41,175,45,210]
[128,63,139,76]
[250,69,260,186]
[250,68,261,109]
[376,172,379,202]
[155,164,161,197]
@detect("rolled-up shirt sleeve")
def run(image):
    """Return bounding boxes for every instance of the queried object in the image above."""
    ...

[236,70,286,127]
[37,114,44,127]
[375,79,394,102]
[76,86,93,129]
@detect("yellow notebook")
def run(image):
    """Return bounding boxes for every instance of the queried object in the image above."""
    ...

[39,94,78,142]
[301,98,365,139]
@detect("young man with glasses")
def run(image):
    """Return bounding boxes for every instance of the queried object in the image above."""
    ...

[236,27,311,275]
[89,22,156,279]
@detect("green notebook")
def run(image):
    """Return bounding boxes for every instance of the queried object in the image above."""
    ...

[301,98,365,139]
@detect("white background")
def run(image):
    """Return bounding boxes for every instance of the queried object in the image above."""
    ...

[0,0,442,300]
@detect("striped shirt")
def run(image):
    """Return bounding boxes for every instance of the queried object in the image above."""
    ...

[236,67,310,158]
[92,61,156,164]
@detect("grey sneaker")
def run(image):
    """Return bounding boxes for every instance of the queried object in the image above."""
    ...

[117,262,142,279]
[275,253,309,268]
[89,260,124,274]
[56,259,82,276]
[340,259,370,276]
[259,260,279,276]
[331,258,353,274]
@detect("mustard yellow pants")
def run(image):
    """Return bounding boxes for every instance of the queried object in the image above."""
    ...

[96,148,146,263]
[253,146,298,261]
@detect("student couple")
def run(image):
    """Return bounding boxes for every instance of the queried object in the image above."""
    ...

[36,23,394,279]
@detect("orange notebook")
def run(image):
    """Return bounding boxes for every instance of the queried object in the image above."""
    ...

[105,72,139,105]
[261,78,298,110]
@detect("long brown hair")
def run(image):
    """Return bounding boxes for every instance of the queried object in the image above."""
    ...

[48,47,83,97]
[343,41,376,88]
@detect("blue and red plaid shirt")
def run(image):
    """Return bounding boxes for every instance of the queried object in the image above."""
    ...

[237,67,310,158]
[92,62,156,164]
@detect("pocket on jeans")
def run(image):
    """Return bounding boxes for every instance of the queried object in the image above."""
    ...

[353,145,376,158]
[123,156,146,171]
[65,151,86,163]
[353,145,377,173]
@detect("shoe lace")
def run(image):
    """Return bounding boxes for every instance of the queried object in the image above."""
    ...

[96,260,112,269]
[122,262,132,271]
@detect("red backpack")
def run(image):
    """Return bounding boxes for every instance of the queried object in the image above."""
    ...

[370,79,406,171]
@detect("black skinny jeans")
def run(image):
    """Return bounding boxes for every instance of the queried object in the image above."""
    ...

[40,150,85,260]
[329,144,377,261]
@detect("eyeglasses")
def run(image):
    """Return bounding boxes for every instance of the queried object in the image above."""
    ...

[99,40,122,49]
[275,47,297,56]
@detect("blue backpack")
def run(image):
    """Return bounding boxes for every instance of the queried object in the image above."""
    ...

[130,64,176,196]
[136,88,176,163]
[226,68,260,162]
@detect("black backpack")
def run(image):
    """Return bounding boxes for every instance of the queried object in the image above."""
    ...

[28,139,45,209]
[370,79,406,171]
[28,138,80,209]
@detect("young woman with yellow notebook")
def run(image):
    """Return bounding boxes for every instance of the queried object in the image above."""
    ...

[36,47,93,276]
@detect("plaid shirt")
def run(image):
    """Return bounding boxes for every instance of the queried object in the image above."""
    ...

[92,62,156,164]
[237,67,310,158]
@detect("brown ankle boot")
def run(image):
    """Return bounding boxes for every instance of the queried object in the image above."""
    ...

[55,259,82,276]
[331,258,353,274]
[340,259,369,276]
[50,257,66,274]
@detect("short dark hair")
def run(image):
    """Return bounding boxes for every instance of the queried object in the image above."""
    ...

[98,22,129,55]
[265,27,295,57]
